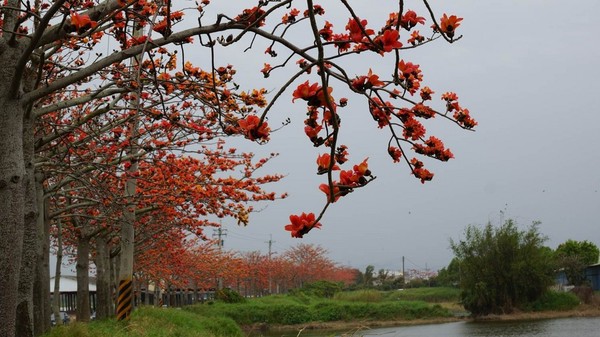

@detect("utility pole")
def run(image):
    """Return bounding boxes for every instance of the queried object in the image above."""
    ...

[265,235,275,294]
[402,256,405,289]
[213,227,227,250]
[212,226,227,290]
[266,234,275,257]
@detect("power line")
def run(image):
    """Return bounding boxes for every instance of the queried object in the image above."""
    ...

[265,234,276,257]
[212,227,227,250]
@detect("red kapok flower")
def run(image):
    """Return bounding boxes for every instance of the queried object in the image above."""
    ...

[439,14,463,38]
[71,12,98,32]
[260,63,272,77]
[316,153,340,174]
[285,212,322,238]
[292,81,320,102]
[304,125,323,139]
[388,147,403,163]
[319,183,342,202]
[346,18,374,43]
[410,158,434,183]
[353,158,370,177]
[401,10,425,30]
[235,7,266,27]
[352,69,385,92]
[319,21,334,41]
[238,115,270,141]
[374,29,403,53]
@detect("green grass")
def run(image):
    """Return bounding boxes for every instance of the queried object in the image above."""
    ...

[185,291,453,325]
[332,289,383,302]
[43,306,243,337]
[43,288,460,336]
[386,287,461,303]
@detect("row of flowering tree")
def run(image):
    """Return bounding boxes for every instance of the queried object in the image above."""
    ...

[0,1,474,336]
[133,240,357,301]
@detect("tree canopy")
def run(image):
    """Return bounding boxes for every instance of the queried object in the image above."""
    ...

[450,220,555,316]
[555,239,599,266]
[555,239,599,286]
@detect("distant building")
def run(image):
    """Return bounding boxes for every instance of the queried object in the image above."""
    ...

[50,275,96,313]
[585,263,600,291]
[555,263,600,291]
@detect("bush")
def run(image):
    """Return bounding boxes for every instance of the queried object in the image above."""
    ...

[451,220,555,316]
[215,288,246,303]
[292,280,343,298]
[524,291,580,312]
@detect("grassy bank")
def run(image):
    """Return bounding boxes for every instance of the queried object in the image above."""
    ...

[44,288,593,337]
[185,292,453,325]
[44,306,244,337]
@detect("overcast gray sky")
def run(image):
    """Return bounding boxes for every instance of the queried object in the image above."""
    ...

[207,0,600,273]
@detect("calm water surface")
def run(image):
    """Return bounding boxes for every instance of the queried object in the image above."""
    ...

[259,317,600,337]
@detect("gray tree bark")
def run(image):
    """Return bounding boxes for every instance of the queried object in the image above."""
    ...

[16,113,38,337]
[52,219,63,326]
[0,45,27,337]
[95,234,113,319]
[33,174,50,335]
[76,233,91,322]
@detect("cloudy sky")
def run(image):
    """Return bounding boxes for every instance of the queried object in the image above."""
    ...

[203,0,600,273]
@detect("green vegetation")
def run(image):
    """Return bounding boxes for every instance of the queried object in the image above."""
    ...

[436,258,460,287]
[290,280,344,298]
[523,291,580,312]
[215,288,246,304]
[450,219,555,316]
[43,285,592,336]
[43,307,243,337]
[332,289,383,302]
[387,287,461,303]
[352,265,405,290]
[185,290,452,325]
[44,288,456,337]
[555,239,600,286]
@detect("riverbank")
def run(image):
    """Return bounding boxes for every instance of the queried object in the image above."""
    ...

[245,304,600,336]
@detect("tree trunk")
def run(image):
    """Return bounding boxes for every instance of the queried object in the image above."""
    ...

[155,280,161,307]
[33,174,50,335]
[52,220,63,326]
[76,235,91,322]
[115,22,143,321]
[0,93,26,337]
[144,280,150,306]
[95,234,112,320]
[16,112,37,337]
[116,107,139,319]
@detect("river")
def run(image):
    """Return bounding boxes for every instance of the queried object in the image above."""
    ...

[257,317,600,337]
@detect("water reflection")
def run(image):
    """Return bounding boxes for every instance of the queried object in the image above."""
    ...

[260,317,600,337]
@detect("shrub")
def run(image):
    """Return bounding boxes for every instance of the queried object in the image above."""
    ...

[451,220,555,316]
[292,280,343,298]
[524,291,580,312]
[215,288,246,303]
